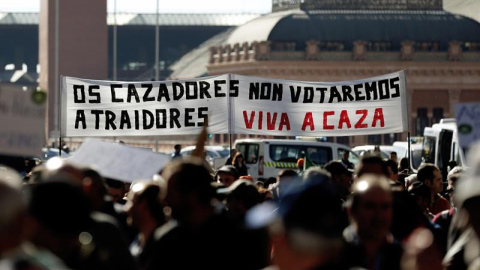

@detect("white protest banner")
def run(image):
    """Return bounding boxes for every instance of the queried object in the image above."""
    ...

[61,75,230,136]
[62,71,408,137]
[454,102,480,148]
[0,85,46,157]
[230,71,408,136]
[67,138,170,183]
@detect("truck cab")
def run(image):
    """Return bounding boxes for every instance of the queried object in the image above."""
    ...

[234,138,357,180]
[422,118,466,180]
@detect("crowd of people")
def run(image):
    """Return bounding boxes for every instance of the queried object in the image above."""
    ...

[0,141,480,270]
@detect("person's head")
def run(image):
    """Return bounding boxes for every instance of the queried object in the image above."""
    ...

[247,177,345,270]
[229,149,237,157]
[217,180,262,219]
[80,167,108,211]
[461,196,480,238]
[417,163,442,195]
[405,174,418,190]
[296,158,304,171]
[215,165,238,187]
[324,161,353,197]
[342,151,350,161]
[277,169,299,184]
[302,167,330,183]
[385,159,399,181]
[174,144,181,153]
[445,166,464,207]
[26,181,92,263]
[29,157,84,184]
[162,157,215,224]
[398,157,410,173]
[105,178,127,203]
[447,160,458,172]
[0,166,28,256]
[232,152,245,166]
[347,174,393,241]
[408,182,431,212]
[126,182,165,230]
[447,166,463,191]
[355,155,389,179]
[264,177,277,189]
[389,151,398,163]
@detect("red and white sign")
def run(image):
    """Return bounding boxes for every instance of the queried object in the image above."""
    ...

[61,71,408,137]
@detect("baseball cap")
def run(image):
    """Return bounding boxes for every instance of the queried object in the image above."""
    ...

[216,165,239,179]
[245,176,346,251]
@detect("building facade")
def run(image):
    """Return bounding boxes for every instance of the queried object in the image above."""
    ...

[199,1,480,146]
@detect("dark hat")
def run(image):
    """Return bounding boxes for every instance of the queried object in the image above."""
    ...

[324,161,353,176]
[216,165,239,179]
[218,179,261,204]
[246,177,346,251]
[218,179,255,194]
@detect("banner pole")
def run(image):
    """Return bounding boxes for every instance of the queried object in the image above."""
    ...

[58,75,62,156]
[405,70,411,172]
[227,74,233,151]
[407,131,411,172]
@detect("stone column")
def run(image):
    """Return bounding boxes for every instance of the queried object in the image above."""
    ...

[448,41,462,61]
[353,40,367,60]
[225,44,232,62]
[305,40,319,60]
[233,43,241,61]
[208,46,216,64]
[401,40,414,61]
[215,46,223,63]
[242,42,249,61]
[448,89,461,117]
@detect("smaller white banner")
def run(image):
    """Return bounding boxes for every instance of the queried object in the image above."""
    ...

[67,138,170,183]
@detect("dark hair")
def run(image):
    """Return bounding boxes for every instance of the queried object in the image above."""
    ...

[391,190,432,241]
[163,157,214,205]
[232,152,245,166]
[398,157,410,173]
[278,169,298,179]
[408,182,430,201]
[263,177,276,188]
[356,155,389,178]
[26,181,91,235]
[105,178,124,189]
[385,159,399,175]
[81,168,108,195]
[417,163,438,183]
[137,184,165,225]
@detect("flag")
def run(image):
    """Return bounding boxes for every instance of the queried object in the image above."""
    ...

[303,154,316,171]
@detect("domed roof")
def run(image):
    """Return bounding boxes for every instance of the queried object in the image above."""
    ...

[226,9,480,51]
[170,8,480,79]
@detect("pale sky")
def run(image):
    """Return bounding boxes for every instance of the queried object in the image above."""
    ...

[0,0,272,14]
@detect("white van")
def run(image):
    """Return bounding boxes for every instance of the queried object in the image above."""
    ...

[422,118,467,179]
[392,140,424,173]
[233,138,358,180]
